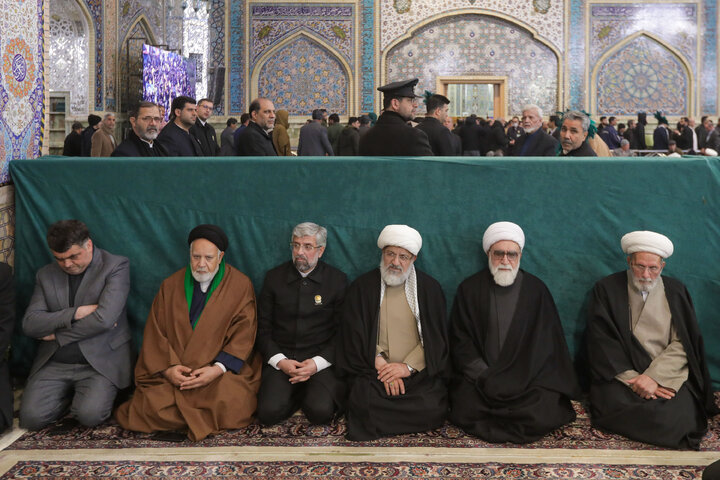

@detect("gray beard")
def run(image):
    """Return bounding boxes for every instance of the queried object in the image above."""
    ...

[631,272,659,293]
[523,126,539,134]
[379,259,410,287]
[192,264,219,284]
[489,257,520,287]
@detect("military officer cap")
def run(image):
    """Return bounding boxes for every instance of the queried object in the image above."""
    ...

[377,78,421,98]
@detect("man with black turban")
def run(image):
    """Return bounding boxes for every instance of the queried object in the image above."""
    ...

[116,224,261,441]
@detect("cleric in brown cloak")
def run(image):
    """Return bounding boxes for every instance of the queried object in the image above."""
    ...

[448,222,580,443]
[587,231,718,450]
[337,225,449,441]
[115,225,261,441]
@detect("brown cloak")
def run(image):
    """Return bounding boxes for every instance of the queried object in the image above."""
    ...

[115,265,261,441]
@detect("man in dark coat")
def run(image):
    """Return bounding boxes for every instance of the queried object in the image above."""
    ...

[156,96,204,156]
[510,105,559,156]
[236,98,277,156]
[336,117,361,155]
[256,222,347,426]
[298,109,334,156]
[444,116,463,155]
[359,79,433,156]
[190,98,220,156]
[652,112,670,150]
[112,102,168,157]
[0,262,14,434]
[457,115,484,156]
[80,115,101,156]
[449,222,579,443]
[416,94,455,156]
[558,110,597,157]
[587,231,718,450]
[338,225,449,441]
[63,122,84,156]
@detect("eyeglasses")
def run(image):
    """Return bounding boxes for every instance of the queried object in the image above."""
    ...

[138,116,163,123]
[383,250,413,262]
[631,263,661,274]
[491,250,520,261]
[290,242,321,252]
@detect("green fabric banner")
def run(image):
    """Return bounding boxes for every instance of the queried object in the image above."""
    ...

[9,155,720,387]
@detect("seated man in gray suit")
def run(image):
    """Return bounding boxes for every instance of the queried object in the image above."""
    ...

[20,219,132,429]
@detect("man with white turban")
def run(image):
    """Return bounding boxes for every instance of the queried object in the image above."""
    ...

[587,231,717,449]
[448,221,580,443]
[338,225,449,441]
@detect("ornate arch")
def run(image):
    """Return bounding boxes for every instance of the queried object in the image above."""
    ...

[251,31,354,116]
[591,31,693,117]
[119,16,157,112]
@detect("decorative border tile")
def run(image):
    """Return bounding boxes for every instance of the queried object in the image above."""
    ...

[229,0,245,114]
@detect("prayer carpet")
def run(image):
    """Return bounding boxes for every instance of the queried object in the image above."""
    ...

[0,460,706,479]
[5,400,720,451]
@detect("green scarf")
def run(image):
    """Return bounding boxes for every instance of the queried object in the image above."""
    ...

[184,259,226,330]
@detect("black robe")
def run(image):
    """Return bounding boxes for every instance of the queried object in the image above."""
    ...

[448,269,579,443]
[337,267,449,440]
[587,271,718,450]
[111,130,169,157]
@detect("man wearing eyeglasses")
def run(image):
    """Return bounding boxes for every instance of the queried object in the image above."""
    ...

[587,230,717,450]
[255,222,348,426]
[112,102,169,157]
[448,221,579,443]
[358,78,433,156]
[338,224,449,441]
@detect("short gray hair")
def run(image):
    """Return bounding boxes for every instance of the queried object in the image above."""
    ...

[291,222,327,247]
[522,104,543,118]
[103,113,115,120]
[620,139,630,147]
[562,110,590,133]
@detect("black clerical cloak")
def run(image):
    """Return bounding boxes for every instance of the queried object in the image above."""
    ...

[587,271,718,450]
[448,268,580,443]
[337,267,450,441]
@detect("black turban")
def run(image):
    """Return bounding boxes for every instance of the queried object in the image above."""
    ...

[187,224,228,252]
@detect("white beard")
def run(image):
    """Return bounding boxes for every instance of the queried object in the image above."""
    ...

[379,258,410,287]
[489,257,520,287]
[631,273,659,293]
[192,264,219,284]
[523,125,539,134]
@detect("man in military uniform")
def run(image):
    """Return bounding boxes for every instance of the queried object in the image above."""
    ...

[359,79,433,156]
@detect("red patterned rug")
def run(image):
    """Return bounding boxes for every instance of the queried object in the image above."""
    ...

[7,399,720,451]
[0,460,706,479]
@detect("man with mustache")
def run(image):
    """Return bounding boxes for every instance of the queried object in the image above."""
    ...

[448,222,579,443]
[509,104,559,156]
[112,102,168,157]
[116,224,261,441]
[338,225,449,441]
[587,231,717,449]
[558,110,597,157]
[255,222,348,426]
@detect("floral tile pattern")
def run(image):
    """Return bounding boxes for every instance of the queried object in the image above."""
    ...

[595,35,687,116]
[386,14,558,116]
[257,37,349,115]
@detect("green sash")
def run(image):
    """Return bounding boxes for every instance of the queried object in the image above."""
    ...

[184,259,226,330]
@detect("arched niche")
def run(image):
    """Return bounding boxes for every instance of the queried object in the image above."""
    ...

[383,12,560,116]
[119,16,157,112]
[49,0,92,115]
[592,32,692,117]
[251,33,353,116]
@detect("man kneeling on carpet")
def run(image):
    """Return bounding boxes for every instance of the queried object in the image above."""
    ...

[115,224,261,441]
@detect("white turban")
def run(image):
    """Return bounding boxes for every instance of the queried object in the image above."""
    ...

[377,225,422,256]
[621,231,674,259]
[482,221,525,253]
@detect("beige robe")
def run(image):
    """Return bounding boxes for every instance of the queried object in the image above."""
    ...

[376,284,426,371]
[115,265,261,441]
[615,272,688,391]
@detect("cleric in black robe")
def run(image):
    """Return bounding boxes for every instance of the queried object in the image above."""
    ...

[587,231,718,450]
[337,225,449,441]
[112,102,168,157]
[449,222,579,443]
[359,79,433,156]
[558,110,597,157]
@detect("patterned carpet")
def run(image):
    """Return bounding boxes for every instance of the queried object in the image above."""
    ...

[0,460,706,479]
[5,399,720,451]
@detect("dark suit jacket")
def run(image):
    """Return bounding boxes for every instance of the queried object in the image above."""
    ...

[63,131,82,156]
[190,119,220,156]
[359,111,433,156]
[22,247,132,388]
[257,261,347,363]
[297,121,333,156]
[111,130,169,157]
[559,140,597,157]
[653,126,670,150]
[219,126,236,156]
[511,128,559,156]
[336,126,360,156]
[417,117,456,156]
[236,121,277,156]
[0,263,14,433]
[157,121,204,156]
